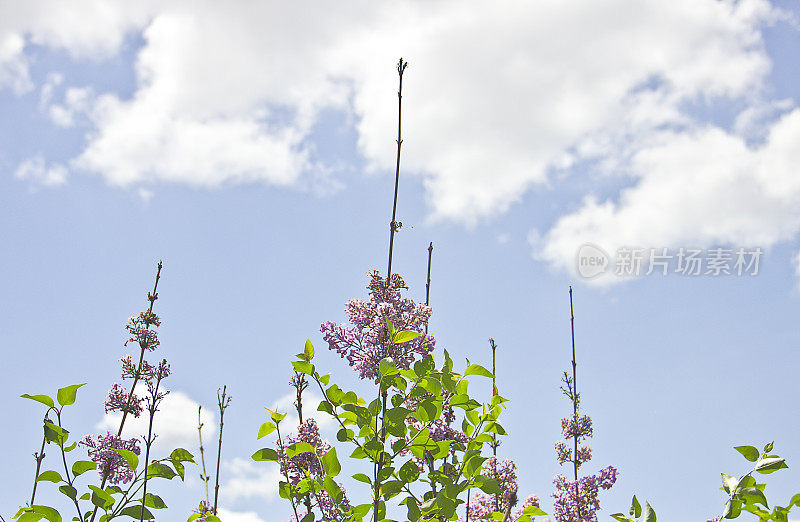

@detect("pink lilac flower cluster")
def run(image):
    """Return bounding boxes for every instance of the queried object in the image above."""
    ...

[125,310,161,351]
[561,413,593,441]
[320,271,434,381]
[551,467,618,522]
[551,410,617,522]
[554,442,592,469]
[79,432,141,484]
[278,419,351,521]
[278,419,331,484]
[104,383,143,418]
[468,458,541,522]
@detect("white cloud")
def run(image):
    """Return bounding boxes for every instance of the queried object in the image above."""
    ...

[14,156,68,187]
[535,109,800,283]
[47,86,94,127]
[222,457,280,503]
[96,389,216,455]
[216,508,268,522]
[6,1,800,278]
[0,1,784,218]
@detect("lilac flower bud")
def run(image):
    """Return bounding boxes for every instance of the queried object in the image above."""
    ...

[80,432,141,484]
[104,383,143,418]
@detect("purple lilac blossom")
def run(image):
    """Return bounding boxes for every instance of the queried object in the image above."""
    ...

[104,383,143,417]
[277,419,351,521]
[80,432,141,484]
[120,355,157,381]
[468,458,541,522]
[551,409,617,522]
[320,271,434,381]
[551,467,618,522]
[125,311,161,351]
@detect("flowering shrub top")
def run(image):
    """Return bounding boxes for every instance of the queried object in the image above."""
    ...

[321,271,434,381]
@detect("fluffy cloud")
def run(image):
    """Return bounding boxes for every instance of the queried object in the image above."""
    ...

[536,109,800,283]
[14,156,67,187]
[4,0,800,274]
[222,457,280,503]
[216,508,268,522]
[96,389,216,454]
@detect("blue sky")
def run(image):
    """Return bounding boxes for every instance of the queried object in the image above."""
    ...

[2,1,800,521]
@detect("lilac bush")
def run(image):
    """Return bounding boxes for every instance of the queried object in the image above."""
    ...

[321,270,434,381]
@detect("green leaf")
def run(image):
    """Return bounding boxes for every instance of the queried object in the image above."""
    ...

[36,470,63,483]
[790,493,800,508]
[30,506,62,522]
[71,460,96,477]
[384,316,396,335]
[755,458,787,474]
[203,517,221,522]
[287,442,316,458]
[631,495,642,518]
[292,360,314,375]
[257,421,276,439]
[722,473,739,494]
[63,442,77,453]
[464,364,494,378]
[171,459,186,480]
[399,459,420,483]
[143,493,167,509]
[146,461,176,479]
[739,487,769,508]
[187,515,203,522]
[522,506,547,516]
[170,448,195,463]
[323,476,343,503]
[476,475,501,494]
[111,448,138,472]
[43,422,68,447]
[611,515,633,522]
[379,358,399,377]
[88,485,114,510]
[118,506,154,519]
[352,473,372,484]
[322,447,341,477]
[642,501,656,522]
[58,485,77,500]
[393,330,422,344]
[252,448,280,462]
[21,394,55,408]
[56,383,86,407]
[303,339,315,361]
[763,441,774,453]
[735,445,760,462]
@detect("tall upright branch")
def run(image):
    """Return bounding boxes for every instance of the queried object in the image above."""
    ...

[374,56,409,522]
[214,385,232,515]
[198,406,211,507]
[569,287,580,520]
[90,261,162,522]
[425,242,433,334]
[386,58,408,282]
[489,338,499,513]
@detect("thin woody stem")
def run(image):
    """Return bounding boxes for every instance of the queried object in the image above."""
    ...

[569,286,580,520]
[490,338,499,514]
[386,58,408,282]
[214,385,231,515]
[425,242,433,334]
[198,406,210,506]
[29,413,50,506]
